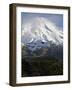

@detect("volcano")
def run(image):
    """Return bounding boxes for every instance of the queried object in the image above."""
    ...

[21,17,63,51]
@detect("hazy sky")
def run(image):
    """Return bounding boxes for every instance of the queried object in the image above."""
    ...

[21,12,63,29]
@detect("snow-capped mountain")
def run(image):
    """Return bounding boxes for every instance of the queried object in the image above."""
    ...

[21,17,63,51]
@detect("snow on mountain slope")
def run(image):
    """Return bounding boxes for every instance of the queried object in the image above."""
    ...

[21,17,63,51]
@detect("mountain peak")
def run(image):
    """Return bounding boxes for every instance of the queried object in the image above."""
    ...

[21,17,63,51]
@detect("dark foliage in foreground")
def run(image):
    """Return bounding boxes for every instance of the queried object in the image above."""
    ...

[22,57,63,77]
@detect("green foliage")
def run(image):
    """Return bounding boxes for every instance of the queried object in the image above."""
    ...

[22,57,63,77]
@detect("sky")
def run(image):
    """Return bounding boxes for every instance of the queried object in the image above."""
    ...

[21,12,63,29]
